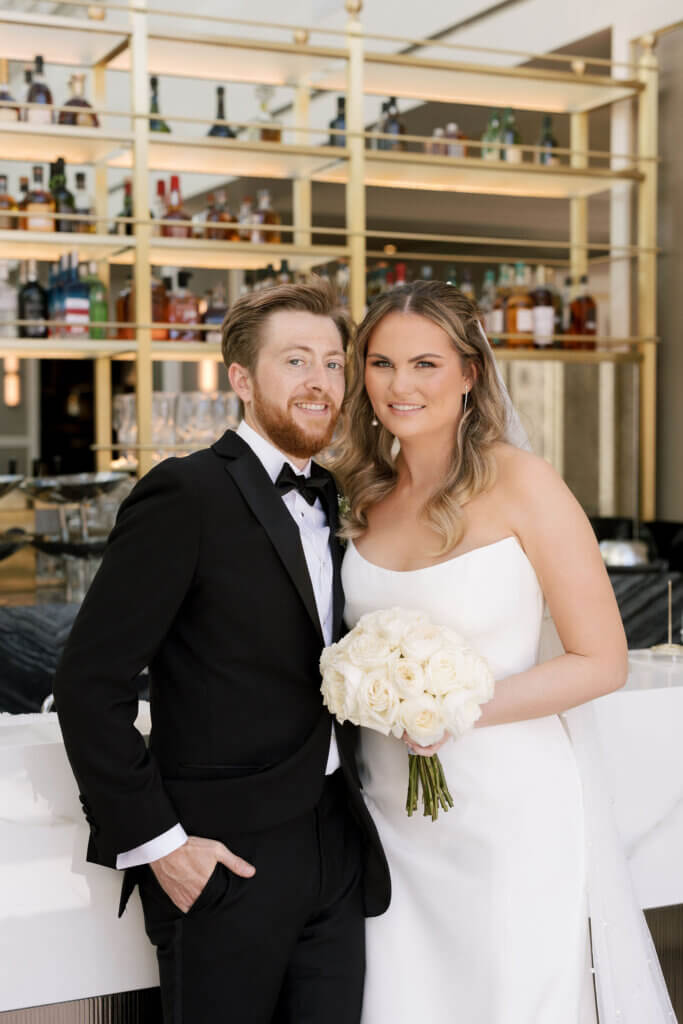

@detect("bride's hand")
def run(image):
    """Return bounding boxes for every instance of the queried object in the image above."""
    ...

[402,730,450,757]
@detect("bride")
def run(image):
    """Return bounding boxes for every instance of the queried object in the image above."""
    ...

[332,280,675,1023]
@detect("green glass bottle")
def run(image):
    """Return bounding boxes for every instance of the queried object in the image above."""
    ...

[86,260,107,339]
[149,76,171,133]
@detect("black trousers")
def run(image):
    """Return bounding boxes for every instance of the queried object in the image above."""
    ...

[137,771,365,1024]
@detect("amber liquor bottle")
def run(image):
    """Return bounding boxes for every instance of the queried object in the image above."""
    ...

[22,166,55,232]
[252,188,281,244]
[162,176,191,238]
[505,262,534,348]
[0,175,18,230]
[568,275,597,351]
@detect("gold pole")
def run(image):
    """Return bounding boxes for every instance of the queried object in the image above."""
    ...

[637,35,658,521]
[130,0,153,477]
[92,60,112,472]
[345,0,365,324]
[293,83,312,250]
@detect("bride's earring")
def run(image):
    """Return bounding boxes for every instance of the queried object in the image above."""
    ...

[463,388,469,413]
[371,409,379,427]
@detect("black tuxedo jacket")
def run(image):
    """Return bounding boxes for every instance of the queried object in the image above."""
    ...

[54,430,390,918]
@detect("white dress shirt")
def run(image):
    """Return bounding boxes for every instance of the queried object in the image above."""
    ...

[116,421,340,869]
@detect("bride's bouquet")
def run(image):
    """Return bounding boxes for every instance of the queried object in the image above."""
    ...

[320,608,494,820]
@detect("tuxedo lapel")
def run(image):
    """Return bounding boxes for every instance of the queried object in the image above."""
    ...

[223,442,323,644]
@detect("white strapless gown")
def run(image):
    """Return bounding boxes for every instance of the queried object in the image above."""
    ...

[343,536,598,1024]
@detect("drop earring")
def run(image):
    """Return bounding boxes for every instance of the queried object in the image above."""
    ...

[463,388,469,412]
[371,409,379,426]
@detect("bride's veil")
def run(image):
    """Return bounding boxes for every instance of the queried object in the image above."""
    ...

[478,321,676,1023]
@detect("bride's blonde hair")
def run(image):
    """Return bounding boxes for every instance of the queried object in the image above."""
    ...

[333,281,509,554]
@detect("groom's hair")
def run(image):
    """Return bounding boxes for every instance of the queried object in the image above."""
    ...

[221,277,352,373]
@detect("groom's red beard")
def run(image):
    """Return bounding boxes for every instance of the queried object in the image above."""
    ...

[251,380,341,459]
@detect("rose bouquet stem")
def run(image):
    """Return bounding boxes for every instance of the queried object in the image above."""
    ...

[406,753,452,821]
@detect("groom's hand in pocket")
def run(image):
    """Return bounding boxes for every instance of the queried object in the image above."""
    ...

[150,835,256,913]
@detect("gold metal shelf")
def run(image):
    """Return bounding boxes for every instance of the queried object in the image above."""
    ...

[316,150,643,199]
[0,9,130,68]
[492,348,642,364]
[109,237,348,271]
[0,339,135,360]
[0,229,134,263]
[109,30,348,88]
[0,122,133,166]
[110,136,347,179]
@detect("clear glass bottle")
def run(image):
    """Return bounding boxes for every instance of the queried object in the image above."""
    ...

[505,261,534,347]
[162,176,191,238]
[0,174,18,230]
[22,165,55,232]
[369,101,389,151]
[19,259,48,339]
[0,261,17,338]
[50,157,75,233]
[537,114,559,166]
[328,96,346,147]
[251,85,281,143]
[379,97,405,151]
[201,282,228,344]
[252,189,281,244]
[208,85,236,138]
[168,270,199,340]
[531,265,555,348]
[26,56,53,124]
[481,110,502,161]
[0,59,20,122]
[238,197,254,241]
[490,264,512,346]
[153,179,167,235]
[74,171,95,233]
[445,122,467,158]
[85,261,107,339]
[59,73,99,128]
[461,267,475,302]
[149,76,171,133]
[427,127,447,156]
[501,108,522,164]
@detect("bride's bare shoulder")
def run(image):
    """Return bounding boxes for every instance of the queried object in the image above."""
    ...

[491,442,568,501]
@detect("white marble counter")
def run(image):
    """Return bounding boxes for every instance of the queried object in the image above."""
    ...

[1,656,682,1012]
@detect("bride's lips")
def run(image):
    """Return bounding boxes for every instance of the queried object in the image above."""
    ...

[387,403,426,415]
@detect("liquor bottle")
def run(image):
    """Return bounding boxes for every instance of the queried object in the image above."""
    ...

[461,268,475,302]
[569,275,597,350]
[506,262,534,347]
[0,59,20,122]
[208,85,236,138]
[531,265,555,348]
[50,158,75,232]
[445,265,458,286]
[59,74,99,127]
[149,76,171,133]
[380,97,405,151]
[49,255,67,336]
[252,189,281,244]
[546,267,564,339]
[490,265,510,345]
[279,259,293,284]
[420,265,433,282]
[481,110,502,161]
[238,197,254,241]
[16,176,29,229]
[334,259,349,297]
[201,282,228,344]
[501,108,522,164]
[252,85,281,143]
[153,178,167,236]
[151,274,169,339]
[0,261,16,338]
[64,253,90,337]
[328,96,346,147]
[22,166,55,232]
[19,259,48,338]
[114,179,133,236]
[74,172,95,233]
[369,101,389,150]
[162,176,191,238]
[168,271,199,340]
[211,190,239,241]
[427,128,447,156]
[26,56,53,124]
[116,275,132,339]
[85,261,107,339]
[479,269,497,338]
[0,175,18,230]
[561,276,572,334]
[537,114,559,166]
[445,122,467,158]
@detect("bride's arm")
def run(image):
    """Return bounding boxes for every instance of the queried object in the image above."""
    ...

[476,451,628,729]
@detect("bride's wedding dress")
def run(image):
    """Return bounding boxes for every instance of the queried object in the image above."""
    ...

[343,535,599,1023]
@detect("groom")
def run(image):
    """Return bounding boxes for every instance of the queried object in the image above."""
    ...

[54,279,390,1023]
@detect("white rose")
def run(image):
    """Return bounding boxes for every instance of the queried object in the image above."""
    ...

[400,623,445,663]
[440,689,483,739]
[424,648,462,696]
[399,694,446,747]
[439,627,468,651]
[321,661,364,725]
[320,640,344,675]
[345,629,397,670]
[455,650,495,702]
[356,668,400,736]
[391,657,426,700]
[359,607,428,648]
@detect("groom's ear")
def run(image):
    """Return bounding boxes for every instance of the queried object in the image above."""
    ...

[228,362,253,405]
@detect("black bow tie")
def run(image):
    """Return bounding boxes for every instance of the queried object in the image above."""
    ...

[275,462,329,507]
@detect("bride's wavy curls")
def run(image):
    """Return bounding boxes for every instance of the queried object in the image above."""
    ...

[333,281,509,555]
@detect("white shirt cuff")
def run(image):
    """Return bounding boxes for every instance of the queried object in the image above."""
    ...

[116,823,188,870]
[325,728,341,775]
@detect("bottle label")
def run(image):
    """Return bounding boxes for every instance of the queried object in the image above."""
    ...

[447,142,465,158]
[516,308,533,332]
[26,203,52,231]
[504,147,523,164]
[26,108,52,125]
[487,309,504,334]
[532,305,555,345]
[64,297,90,336]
